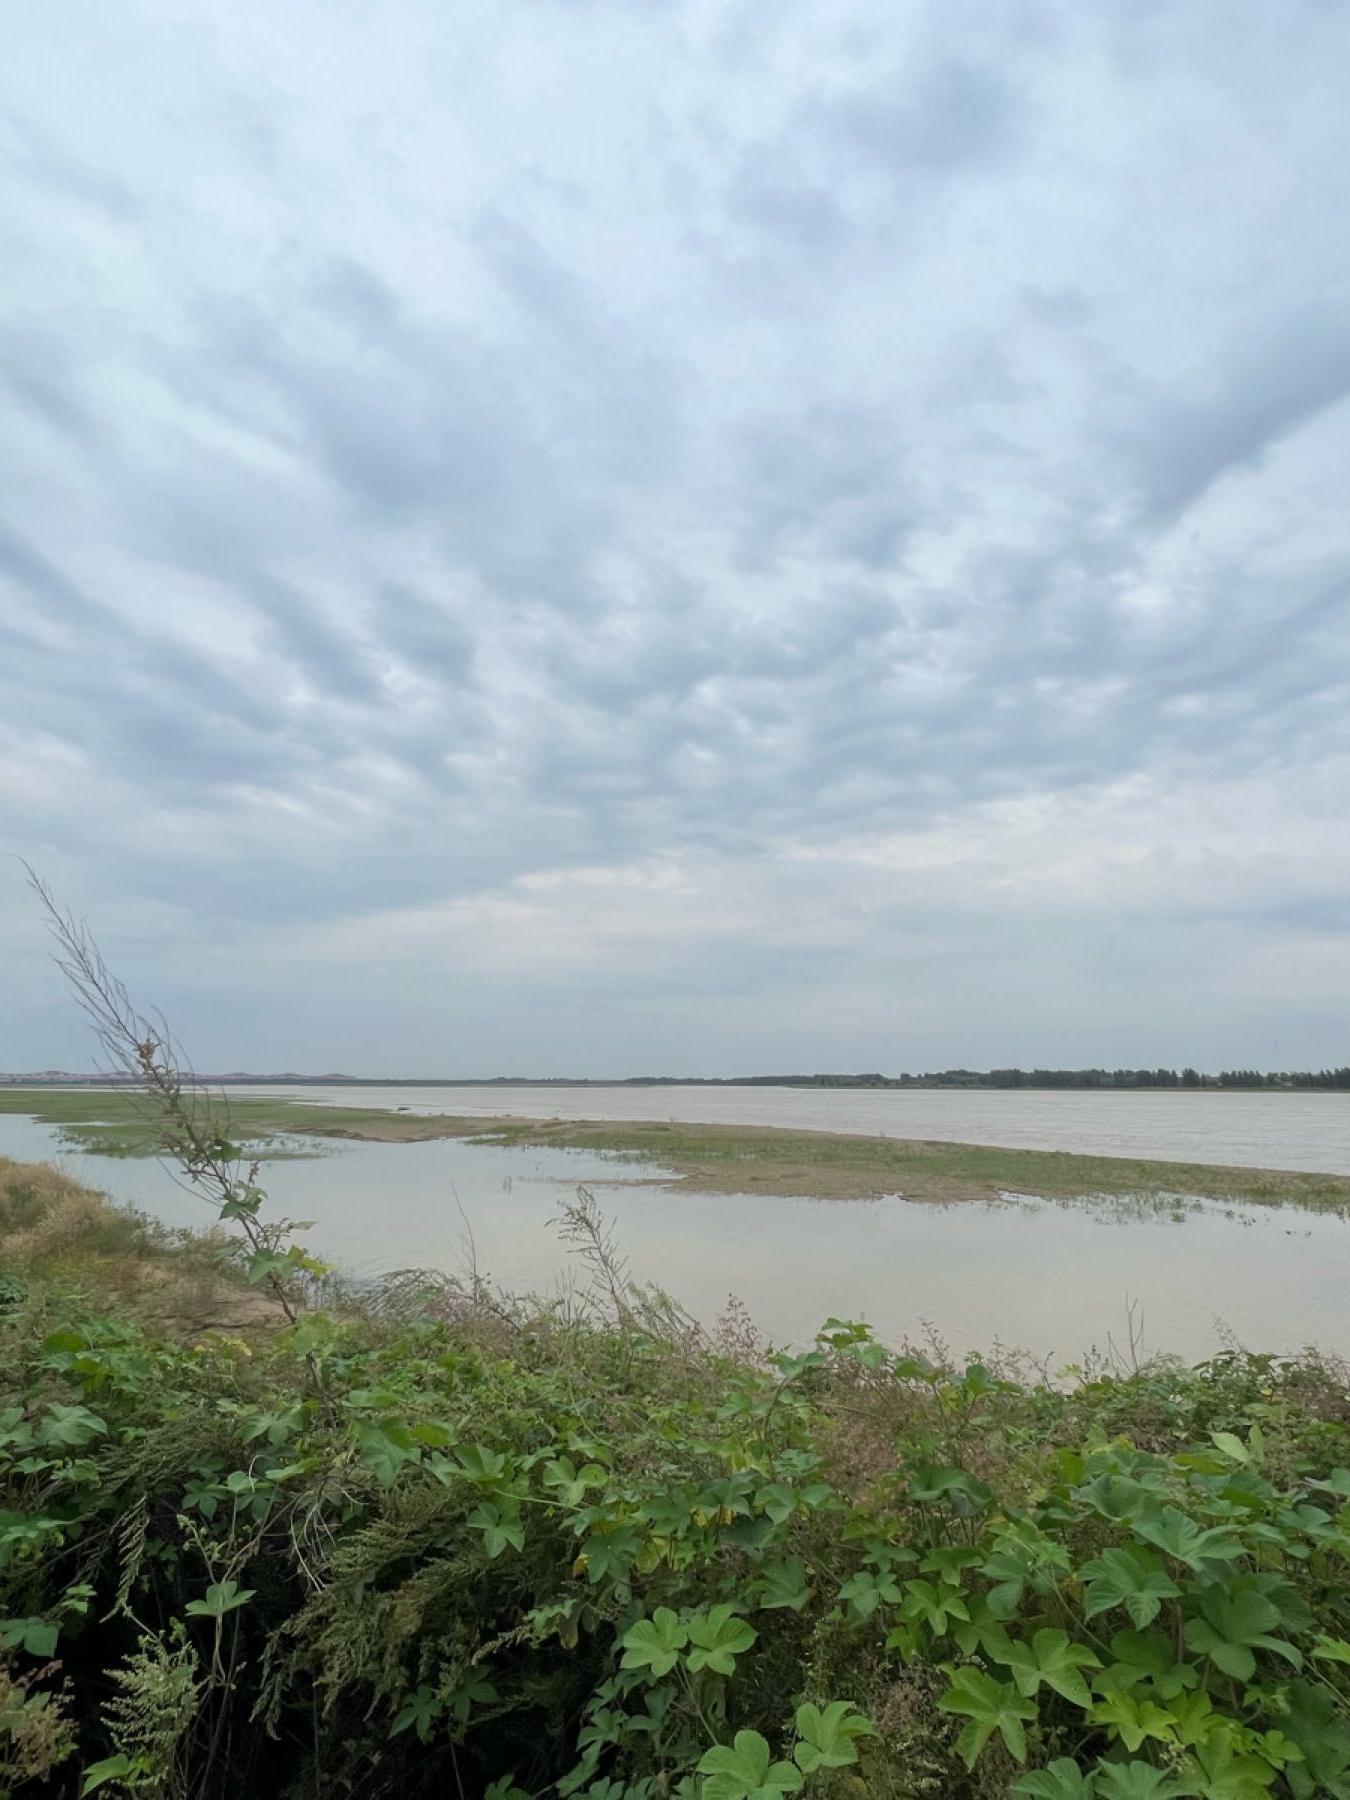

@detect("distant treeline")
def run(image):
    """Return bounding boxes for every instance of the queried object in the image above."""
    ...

[622,1068,1350,1091]
[8,1068,1350,1092]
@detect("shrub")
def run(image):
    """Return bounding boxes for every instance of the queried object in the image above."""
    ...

[1,1231,1348,1799]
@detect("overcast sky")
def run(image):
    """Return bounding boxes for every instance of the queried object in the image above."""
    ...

[3,0,1350,1076]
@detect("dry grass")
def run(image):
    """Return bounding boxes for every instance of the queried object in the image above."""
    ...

[0,1157,284,1336]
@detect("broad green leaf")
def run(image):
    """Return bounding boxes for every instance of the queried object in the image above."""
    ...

[0,1615,58,1657]
[1091,1690,1177,1754]
[981,1549,1029,1618]
[1076,1473,1155,1521]
[901,1577,970,1636]
[980,1528,1069,1616]
[1182,1725,1279,1799]
[218,1189,262,1221]
[1210,1432,1250,1465]
[859,1536,917,1573]
[456,1444,509,1482]
[1313,1635,1350,1665]
[264,1460,313,1484]
[1132,1507,1244,1569]
[1012,1761,1095,1800]
[1282,1679,1350,1799]
[769,1348,825,1380]
[577,1527,640,1585]
[391,1685,442,1742]
[355,1420,420,1486]
[754,1558,810,1612]
[1166,1690,1218,1750]
[1093,1763,1199,1800]
[1003,1628,1101,1708]
[686,1604,757,1676]
[447,1672,497,1723]
[483,1780,530,1800]
[542,1457,606,1508]
[938,1667,1036,1769]
[908,1465,992,1511]
[185,1579,255,1619]
[838,1567,902,1619]
[621,1608,688,1679]
[723,1517,776,1551]
[38,1403,107,1448]
[82,1755,152,1795]
[1250,1730,1302,1772]
[792,1700,875,1773]
[950,1596,1015,1663]
[1080,1547,1181,1628]
[1100,1630,1199,1702]
[245,1249,294,1286]
[920,1545,982,1582]
[408,1420,455,1450]
[755,1482,799,1523]
[697,1729,803,1799]
[1183,1585,1302,1683]
[467,1501,525,1559]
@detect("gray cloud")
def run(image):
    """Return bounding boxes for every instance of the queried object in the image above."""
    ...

[2,0,1350,1071]
[808,58,1022,177]
[1,114,141,221]
[1121,313,1350,524]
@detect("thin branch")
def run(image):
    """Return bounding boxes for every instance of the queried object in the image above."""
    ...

[25,865,302,1325]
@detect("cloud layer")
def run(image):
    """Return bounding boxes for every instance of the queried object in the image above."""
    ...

[3,0,1349,1072]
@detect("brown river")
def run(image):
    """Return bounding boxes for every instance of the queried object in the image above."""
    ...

[3,1085,1349,1365]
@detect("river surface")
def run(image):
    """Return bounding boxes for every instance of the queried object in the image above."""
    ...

[3,1104,1349,1366]
[228,1083,1350,1174]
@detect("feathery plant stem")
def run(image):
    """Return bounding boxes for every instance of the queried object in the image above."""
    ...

[24,866,321,1326]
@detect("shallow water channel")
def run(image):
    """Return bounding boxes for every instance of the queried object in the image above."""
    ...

[3,1110,1348,1366]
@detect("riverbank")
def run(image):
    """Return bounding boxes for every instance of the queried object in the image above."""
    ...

[0,1153,285,1334]
[5,1087,1350,1213]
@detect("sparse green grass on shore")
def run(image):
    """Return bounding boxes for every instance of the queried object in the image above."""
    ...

[4,1088,1350,1214]
[469,1115,1350,1212]
[0,1088,483,1156]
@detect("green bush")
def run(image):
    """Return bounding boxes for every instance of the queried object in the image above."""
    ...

[1,1269,1349,1799]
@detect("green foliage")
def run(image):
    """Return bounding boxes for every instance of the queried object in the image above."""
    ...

[1014,1759,1097,1799]
[1183,1584,1301,1682]
[939,1666,1037,1768]
[2,1245,1349,1798]
[81,1752,152,1794]
[791,1700,875,1772]
[91,1626,199,1796]
[1003,1627,1102,1708]
[1080,1547,1182,1627]
[697,1730,802,1798]
[0,1617,58,1658]
[686,1604,757,1675]
[183,1580,254,1620]
[621,1609,688,1679]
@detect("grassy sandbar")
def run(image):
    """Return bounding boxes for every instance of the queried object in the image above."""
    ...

[4,1088,1349,1213]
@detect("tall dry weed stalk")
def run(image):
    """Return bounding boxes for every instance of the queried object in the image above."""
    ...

[26,867,319,1323]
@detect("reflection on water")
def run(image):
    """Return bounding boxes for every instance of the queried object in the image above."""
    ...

[3,1112,1347,1365]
